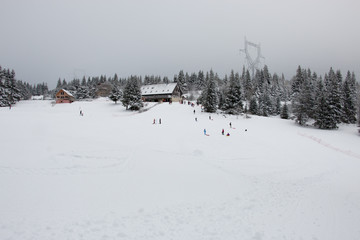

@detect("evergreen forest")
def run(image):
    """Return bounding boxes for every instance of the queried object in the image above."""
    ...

[1,64,359,130]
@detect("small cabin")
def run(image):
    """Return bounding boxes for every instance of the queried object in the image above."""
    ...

[56,89,75,103]
[141,83,182,102]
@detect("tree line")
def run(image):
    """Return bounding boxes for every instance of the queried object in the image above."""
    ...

[0,65,50,107]
[1,64,359,130]
[291,66,358,129]
[198,66,359,129]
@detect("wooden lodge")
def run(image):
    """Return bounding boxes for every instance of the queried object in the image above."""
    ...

[55,89,75,103]
[141,83,182,102]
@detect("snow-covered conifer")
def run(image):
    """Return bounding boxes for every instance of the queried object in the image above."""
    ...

[313,79,336,129]
[342,71,357,123]
[109,86,122,104]
[326,68,343,124]
[243,69,252,102]
[202,70,218,113]
[121,76,143,110]
[222,70,243,114]
[280,103,289,119]
[177,70,187,93]
[196,70,205,91]
[291,65,304,97]
[249,96,258,115]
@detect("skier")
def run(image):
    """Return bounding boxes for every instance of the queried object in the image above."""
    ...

[204,129,206,135]
[226,133,230,136]
[159,118,162,124]
[153,119,156,124]
[193,109,195,114]
[195,117,197,122]
[229,122,232,128]
[222,129,224,135]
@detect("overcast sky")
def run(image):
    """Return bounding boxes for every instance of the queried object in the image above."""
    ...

[1,0,359,88]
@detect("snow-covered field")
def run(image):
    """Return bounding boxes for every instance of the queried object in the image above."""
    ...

[1,99,360,240]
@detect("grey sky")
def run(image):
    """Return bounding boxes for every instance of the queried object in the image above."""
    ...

[1,0,359,88]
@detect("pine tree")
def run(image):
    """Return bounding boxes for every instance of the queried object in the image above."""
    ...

[113,73,119,84]
[195,70,205,91]
[342,71,357,123]
[109,86,122,104]
[177,70,187,93]
[291,65,304,97]
[81,76,87,86]
[279,73,289,101]
[62,79,67,87]
[326,68,343,124]
[243,69,252,102]
[256,66,274,117]
[263,65,271,85]
[358,105,360,128]
[280,103,289,119]
[56,78,62,89]
[121,76,143,110]
[258,84,272,117]
[217,87,226,111]
[0,66,29,106]
[314,80,337,129]
[222,70,243,114]
[291,67,315,125]
[202,70,218,113]
[162,76,169,84]
[303,72,315,117]
[249,96,258,115]
[17,81,32,100]
[254,69,264,97]
[275,97,281,115]
[75,85,90,100]
[188,73,197,92]
[0,66,6,106]
[313,79,337,129]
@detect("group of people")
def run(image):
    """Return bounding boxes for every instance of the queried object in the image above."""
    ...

[153,118,161,124]
[203,128,231,136]
[184,101,242,137]
[221,129,230,136]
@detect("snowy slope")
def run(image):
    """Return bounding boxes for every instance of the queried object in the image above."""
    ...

[1,99,360,240]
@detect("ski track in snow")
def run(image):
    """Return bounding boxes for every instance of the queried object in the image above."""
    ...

[0,190,309,240]
[1,100,360,240]
[298,132,360,160]
[0,152,133,175]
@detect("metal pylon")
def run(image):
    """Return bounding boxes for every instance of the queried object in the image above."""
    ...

[240,37,265,77]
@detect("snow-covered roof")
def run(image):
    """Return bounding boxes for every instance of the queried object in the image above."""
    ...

[141,83,178,96]
[31,95,44,100]
[62,89,74,97]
